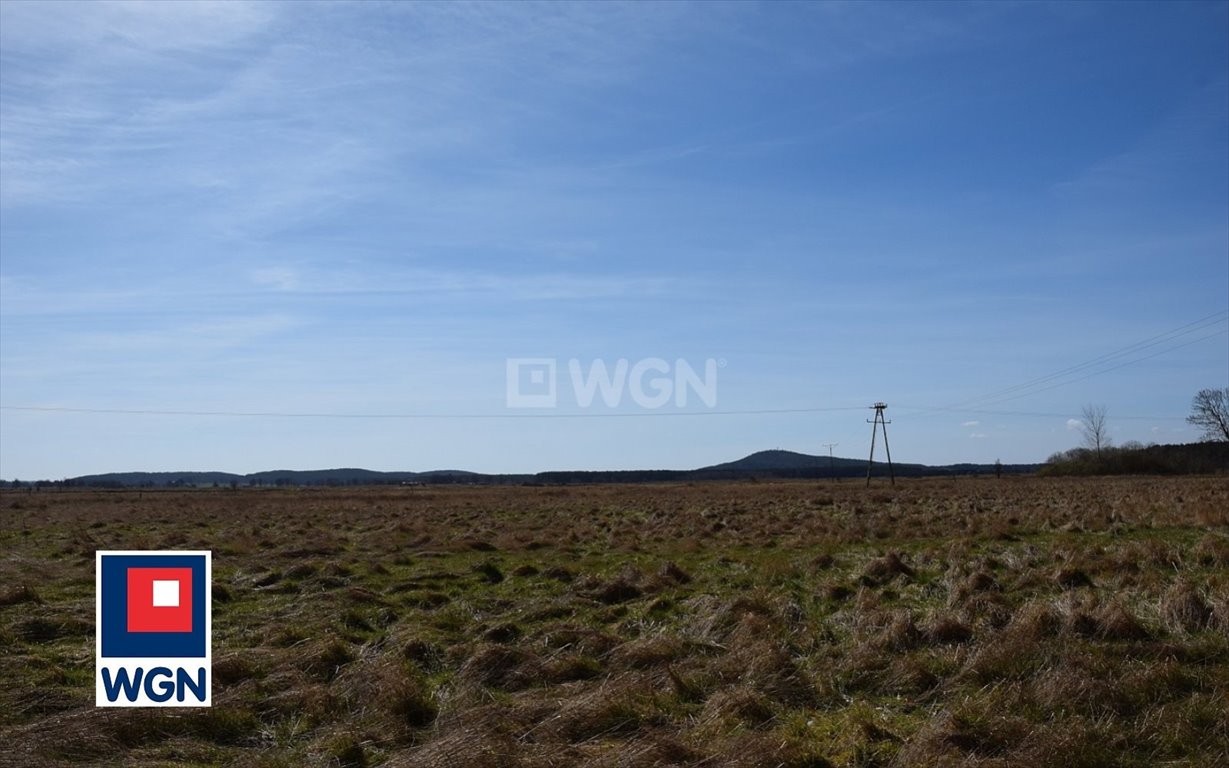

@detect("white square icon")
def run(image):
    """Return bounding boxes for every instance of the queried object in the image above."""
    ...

[152,580,180,608]
[506,358,557,408]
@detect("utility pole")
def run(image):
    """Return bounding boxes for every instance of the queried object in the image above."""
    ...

[865,402,895,487]
[823,443,839,481]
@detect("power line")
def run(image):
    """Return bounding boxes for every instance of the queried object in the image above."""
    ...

[3,314,1221,424]
[0,402,1194,422]
[0,404,870,420]
[960,327,1227,410]
[950,311,1225,409]
[892,405,1188,421]
[908,311,1228,418]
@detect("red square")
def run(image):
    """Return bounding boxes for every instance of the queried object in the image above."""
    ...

[127,567,193,633]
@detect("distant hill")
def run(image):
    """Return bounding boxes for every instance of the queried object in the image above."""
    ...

[246,468,421,485]
[703,449,927,474]
[10,449,1048,488]
[696,450,1035,480]
[68,471,245,487]
[703,449,861,472]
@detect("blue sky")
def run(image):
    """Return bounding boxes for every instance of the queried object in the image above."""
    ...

[1,0,1227,479]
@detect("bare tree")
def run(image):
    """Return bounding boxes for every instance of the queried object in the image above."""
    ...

[1186,388,1229,441]
[1079,403,1110,460]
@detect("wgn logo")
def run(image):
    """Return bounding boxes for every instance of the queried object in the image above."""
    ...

[96,551,211,707]
[506,357,721,409]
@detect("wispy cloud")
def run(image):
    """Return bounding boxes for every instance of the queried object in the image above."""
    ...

[75,313,302,354]
[249,267,300,292]
[1052,80,1229,204]
[0,0,274,53]
[0,264,695,320]
[0,1,277,206]
[0,1,697,237]
[961,420,980,427]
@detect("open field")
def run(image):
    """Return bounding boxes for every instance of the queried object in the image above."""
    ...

[2,477,1228,767]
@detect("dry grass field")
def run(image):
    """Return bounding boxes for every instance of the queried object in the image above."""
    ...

[1,476,1227,767]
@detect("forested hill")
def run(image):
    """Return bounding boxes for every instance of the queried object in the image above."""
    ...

[7,450,1051,487]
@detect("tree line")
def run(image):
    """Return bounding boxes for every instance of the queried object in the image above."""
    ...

[1044,388,1229,475]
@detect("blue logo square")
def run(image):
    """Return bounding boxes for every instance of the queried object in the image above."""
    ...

[99,553,208,658]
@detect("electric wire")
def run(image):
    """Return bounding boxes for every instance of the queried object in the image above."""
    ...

[2,313,1223,423]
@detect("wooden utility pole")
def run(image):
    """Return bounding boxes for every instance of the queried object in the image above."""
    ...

[865,402,895,487]
[823,443,839,481]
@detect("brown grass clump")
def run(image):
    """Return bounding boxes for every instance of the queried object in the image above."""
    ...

[457,645,543,691]
[212,650,268,686]
[722,639,815,706]
[283,561,319,581]
[538,624,621,657]
[1031,655,1123,716]
[876,611,923,652]
[898,709,1032,762]
[820,581,854,602]
[474,561,504,584]
[1054,565,1094,589]
[0,584,42,607]
[12,612,91,643]
[1191,533,1229,567]
[679,593,779,645]
[482,622,521,644]
[861,551,914,584]
[1096,601,1151,641]
[298,636,358,681]
[576,568,644,605]
[611,634,691,670]
[924,613,974,645]
[1160,581,1213,634]
[400,637,445,672]
[0,710,122,764]
[708,731,836,768]
[639,560,692,595]
[385,728,520,768]
[585,733,702,768]
[1062,598,1150,641]
[548,675,652,741]
[1009,599,1064,640]
[542,653,602,684]
[961,629,1046,684]
[333,651,438,734]
[955,569,999,598]
[881,655,940,696]
[1209,587,1229,635]
[541,565,575,582]
[1011,718,1121,768]
[702,686,776,728]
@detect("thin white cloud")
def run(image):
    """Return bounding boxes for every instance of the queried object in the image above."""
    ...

[1066,418,1083,430]
[0,265,696,319]
[0,0,274,52]
[1052,80,1228,203]
[969,432,987,439]
[0,1,278,206]
[75,314,302,354]
[250,267,300,292]
[961,420,979,427]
